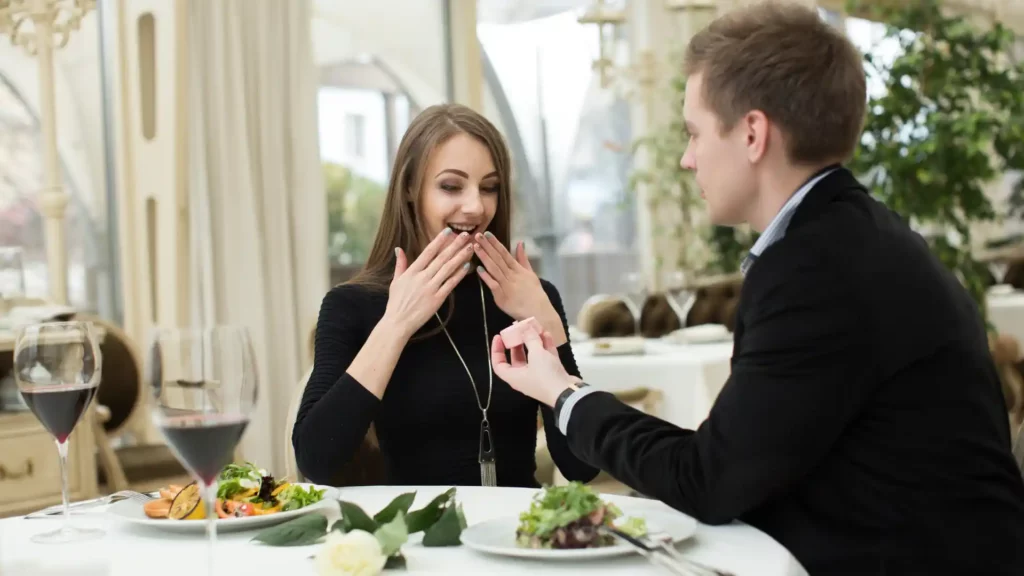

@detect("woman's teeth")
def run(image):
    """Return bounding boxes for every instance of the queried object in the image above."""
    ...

[448,224,476,234]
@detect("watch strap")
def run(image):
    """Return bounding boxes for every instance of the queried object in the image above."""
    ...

[554,381,589,421]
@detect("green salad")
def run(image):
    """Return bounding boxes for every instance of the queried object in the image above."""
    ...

[215,462,326,515]
[516,482,647,549]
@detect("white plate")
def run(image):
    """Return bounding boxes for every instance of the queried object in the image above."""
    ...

[461,507,697,560]
[589,337,647,356]
[666,324,732,345]
[106,484,339,534]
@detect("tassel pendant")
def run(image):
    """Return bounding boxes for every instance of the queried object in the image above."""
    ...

[479,418,497,487]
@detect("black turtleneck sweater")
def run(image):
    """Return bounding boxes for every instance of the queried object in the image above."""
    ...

[293,275,598,487]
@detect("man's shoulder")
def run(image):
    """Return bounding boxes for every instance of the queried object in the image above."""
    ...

[753,189,908,281]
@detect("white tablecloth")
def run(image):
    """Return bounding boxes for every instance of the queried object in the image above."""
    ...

[0,486,805,576]
[572,340,733,429]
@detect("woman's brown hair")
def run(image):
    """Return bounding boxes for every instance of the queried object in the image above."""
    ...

[348,103,514,291]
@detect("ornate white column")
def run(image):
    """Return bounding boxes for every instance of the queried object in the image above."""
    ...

[0,0,95,305]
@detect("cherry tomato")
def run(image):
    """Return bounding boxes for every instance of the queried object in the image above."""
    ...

[235,503,255,517]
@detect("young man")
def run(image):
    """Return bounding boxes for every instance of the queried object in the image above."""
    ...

[492,2,1024,574]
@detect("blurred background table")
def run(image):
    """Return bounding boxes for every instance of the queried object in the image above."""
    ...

[572,340,733,429]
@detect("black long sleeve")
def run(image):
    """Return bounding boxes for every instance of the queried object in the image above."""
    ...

[293,276,596,487]
[538,280,599,483]
[565,250,868,523]
[292,285,382,484]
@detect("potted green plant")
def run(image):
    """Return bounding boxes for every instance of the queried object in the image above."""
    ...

[628,51,708,284]
[847,0,1024,323]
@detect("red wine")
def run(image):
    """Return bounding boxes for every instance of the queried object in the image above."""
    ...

[159,415,249,485]
[21,385,98,443]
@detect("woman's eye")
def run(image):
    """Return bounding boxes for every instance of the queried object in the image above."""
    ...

[440,183,461,192]
[482,184,500,194]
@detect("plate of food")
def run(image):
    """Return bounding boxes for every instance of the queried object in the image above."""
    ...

[107,462,337,533]
[460,483,697,559]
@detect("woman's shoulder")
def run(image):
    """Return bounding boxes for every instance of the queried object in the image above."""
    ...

[319,282,388,320]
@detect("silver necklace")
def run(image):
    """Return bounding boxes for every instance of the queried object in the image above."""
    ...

[435,277,497,487]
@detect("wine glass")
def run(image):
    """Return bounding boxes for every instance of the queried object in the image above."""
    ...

[662,269,690,325]
[14,321,104,544]
[147,326,258,575]
[620,271,646,334]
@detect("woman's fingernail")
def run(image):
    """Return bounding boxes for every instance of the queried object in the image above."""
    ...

[462,262,471,272]
[465,245,474,253]
[442,228,453,236]
[484,231,495,239]
[459,232,468,239]
[394,247,400,257]
[477,266,486,275]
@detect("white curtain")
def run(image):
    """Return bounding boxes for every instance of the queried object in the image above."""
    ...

[187,0,328,473]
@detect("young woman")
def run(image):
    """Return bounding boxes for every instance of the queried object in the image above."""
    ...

[293,104,598,488]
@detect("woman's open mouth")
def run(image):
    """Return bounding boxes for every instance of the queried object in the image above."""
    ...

[447,223,480,235]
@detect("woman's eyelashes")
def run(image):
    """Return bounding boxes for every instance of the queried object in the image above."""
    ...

[438,180,500,194]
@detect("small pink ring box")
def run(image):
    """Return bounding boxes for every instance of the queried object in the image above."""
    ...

[499,317,543,348]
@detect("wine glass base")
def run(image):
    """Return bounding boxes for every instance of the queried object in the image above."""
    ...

[30,525,105,544]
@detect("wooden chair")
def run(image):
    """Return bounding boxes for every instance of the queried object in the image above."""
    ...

[988,332,1024,478]
[578,295,638,338]
[684,273,743,331]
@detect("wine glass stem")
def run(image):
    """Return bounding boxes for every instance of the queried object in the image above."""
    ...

[56,439,70,533]
[203,482,218,575]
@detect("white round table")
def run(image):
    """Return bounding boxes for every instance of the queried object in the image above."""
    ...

[572,340,734,429]
[0,486,806,576]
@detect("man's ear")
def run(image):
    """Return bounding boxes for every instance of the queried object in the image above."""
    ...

[744,110,770,164]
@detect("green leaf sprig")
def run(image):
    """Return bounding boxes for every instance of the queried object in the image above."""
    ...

[251,488,465,570]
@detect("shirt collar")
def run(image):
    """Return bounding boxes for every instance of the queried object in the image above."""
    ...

[741,166,839,274]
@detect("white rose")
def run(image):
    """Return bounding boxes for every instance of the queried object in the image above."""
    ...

[314,529,387,576]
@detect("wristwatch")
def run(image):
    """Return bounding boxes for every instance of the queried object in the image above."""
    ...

[554,380,589,421]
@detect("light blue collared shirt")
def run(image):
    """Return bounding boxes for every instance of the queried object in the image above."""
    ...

[557,166,839,436]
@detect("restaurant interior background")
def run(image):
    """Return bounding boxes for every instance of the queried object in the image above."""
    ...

[0,0,1023,516]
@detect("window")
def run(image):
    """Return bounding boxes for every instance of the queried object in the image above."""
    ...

[0,74,112,315]
[478,8,637,320]
[343,113,366,158]
[316,59,416,282]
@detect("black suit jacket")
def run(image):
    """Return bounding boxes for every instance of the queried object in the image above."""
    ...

[567,168,1024,574]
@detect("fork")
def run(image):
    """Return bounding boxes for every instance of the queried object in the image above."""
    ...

[647,530,735,576]
[25,490,156,518]
[599,526,733,576]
